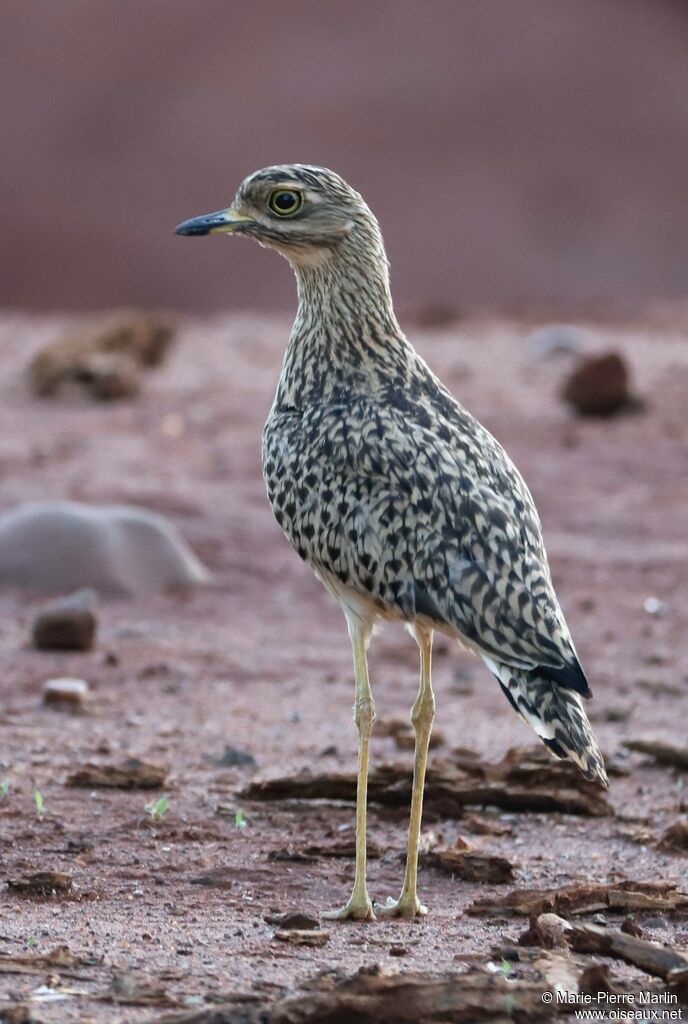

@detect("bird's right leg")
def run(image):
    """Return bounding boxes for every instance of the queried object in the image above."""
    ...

[322,615,376,921]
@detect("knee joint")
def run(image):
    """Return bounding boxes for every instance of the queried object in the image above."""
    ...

[355,696,375,733]
[411,694,435,730]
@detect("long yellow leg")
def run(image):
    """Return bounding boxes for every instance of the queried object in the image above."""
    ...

[322,616,376,921]
[380,626,435,918]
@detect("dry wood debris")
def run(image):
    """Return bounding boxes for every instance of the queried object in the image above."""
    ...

[66,757,168,789]
[6,871,73,897]
[264,911,320,930]
[469,879,688,917]
[568,921,688,984]
[422,847,516,883]
[273,929,330,947]
[109,971,180,1007]
[624,739,688,770]
[0,946,84,975]
[28,310,175,400]
[267,837,384,862]
[518,913,688,993]
[243,745,611,817]
[153,967,551,1023]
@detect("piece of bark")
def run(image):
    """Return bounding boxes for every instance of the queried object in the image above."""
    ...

[189,868,235,890]
[110,971,179,1007]
[268,838,383,862]
[658,820,688,853]
[7,871,73,896]
[154,968,552,1024]
[624,739,688,771]
[243,745,611,817]
[567,921,688,982]
[273,929,330,947]
[66,758,168,789]
[469,880,688,918]
[264,911,320,930]
[533,951,581,1001]
[0,945,82,974]
[422,848,516,883]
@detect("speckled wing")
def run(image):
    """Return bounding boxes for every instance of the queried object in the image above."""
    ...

[286,392,580,678]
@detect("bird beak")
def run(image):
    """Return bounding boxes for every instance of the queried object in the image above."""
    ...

[174,207,253,237]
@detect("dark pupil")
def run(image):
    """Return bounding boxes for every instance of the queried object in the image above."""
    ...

[274,191,297,211]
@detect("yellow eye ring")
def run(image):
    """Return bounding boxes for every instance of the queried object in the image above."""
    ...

[268,189,303,217]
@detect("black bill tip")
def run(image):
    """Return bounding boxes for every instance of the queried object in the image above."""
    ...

[174,214,218,237]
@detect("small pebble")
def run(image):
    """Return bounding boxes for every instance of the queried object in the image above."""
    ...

[42,677,89,710]
[31,589,97,651]
[562,351,631,416]
[643,916,669,930]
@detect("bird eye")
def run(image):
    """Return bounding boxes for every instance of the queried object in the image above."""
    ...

[268,189,303,217]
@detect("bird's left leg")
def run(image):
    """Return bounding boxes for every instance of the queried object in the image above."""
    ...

[322,614,376,921]
[380,625,435,918]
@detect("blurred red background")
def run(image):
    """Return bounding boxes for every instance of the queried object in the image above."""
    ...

[2,0,688,313]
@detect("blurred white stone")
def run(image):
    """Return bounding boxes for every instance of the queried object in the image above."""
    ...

[527,323,590,358]
[43,677,90,709]
[0,501,210,596]
[643,596,665,616]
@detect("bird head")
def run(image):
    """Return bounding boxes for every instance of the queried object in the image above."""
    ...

[175,165,374,267]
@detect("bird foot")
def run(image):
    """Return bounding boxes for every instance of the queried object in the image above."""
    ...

[322,893,376,921]
[377,893,427,919]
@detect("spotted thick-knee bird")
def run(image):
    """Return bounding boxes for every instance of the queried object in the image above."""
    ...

[176,165,607,921]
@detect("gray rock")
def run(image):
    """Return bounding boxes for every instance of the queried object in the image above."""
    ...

[0,501,210,596]
[527,324,589,359]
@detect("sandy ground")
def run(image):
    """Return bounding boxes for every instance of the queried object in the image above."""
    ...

[0,310,687,1021]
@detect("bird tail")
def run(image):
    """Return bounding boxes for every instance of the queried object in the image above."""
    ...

[484,658,608,788]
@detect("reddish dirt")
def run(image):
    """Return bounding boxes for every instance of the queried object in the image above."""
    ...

[0,311,687,1020]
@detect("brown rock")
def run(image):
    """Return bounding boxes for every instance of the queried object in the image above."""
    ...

[74,351,141,401]
[31,588,97,651]
[66,757,168,790]
[562,351,631,416]
[7,871,72,896]
[28,310,174,400]
[658,819,688,853]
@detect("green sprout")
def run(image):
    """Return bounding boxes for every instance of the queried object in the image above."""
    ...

[0,779,9,798]
[145,796,170,822]
[34,790,45,816]
[500,958,513,977]
[235,809,248,830]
